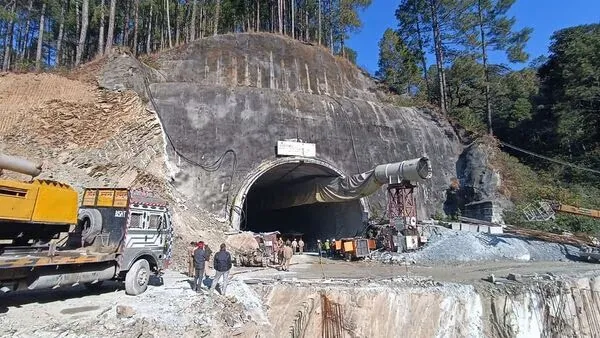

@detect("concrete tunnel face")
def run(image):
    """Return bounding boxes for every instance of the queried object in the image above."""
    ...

[239,161,367,250]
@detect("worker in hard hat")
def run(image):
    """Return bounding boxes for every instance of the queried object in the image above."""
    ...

[324,239,330,258]
[331,239,336,258]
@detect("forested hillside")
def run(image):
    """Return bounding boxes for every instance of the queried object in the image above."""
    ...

[0,0,370,71]
[378,0,600,232]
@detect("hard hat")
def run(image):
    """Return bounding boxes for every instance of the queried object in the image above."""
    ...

[332,238,335,241]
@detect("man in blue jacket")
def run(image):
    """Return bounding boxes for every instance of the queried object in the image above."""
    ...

[210,243,232,295]
[193,242,208,291]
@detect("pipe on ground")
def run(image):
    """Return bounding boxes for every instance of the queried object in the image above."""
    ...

[0,154,42,177]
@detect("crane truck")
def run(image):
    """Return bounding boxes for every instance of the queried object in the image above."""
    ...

[0,154,173,296]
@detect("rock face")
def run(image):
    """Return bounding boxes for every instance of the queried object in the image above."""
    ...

[100,33,506,233]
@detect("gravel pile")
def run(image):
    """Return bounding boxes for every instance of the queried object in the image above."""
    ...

[374,227,579,264]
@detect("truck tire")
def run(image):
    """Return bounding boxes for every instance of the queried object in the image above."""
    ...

[125,259,150,296]
[77,209,103,245]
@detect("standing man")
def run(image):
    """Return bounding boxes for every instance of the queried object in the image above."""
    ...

[298,238,305,254]
[277,237,284,264]
[291,238,298,254]
[193,242,208,291]
[282,242,293,271]
[317,239,322,257]
[324,239,330,258]
[331,239,336,258]
[188,241,197,277]
[272,237,279,264]
[210,243,232,295]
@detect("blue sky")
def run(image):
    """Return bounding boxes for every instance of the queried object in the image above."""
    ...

[347,0,600,74]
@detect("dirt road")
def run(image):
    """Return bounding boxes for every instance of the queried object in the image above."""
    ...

[234,252,600,283]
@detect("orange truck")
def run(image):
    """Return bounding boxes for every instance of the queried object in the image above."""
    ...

[335,238,376,260]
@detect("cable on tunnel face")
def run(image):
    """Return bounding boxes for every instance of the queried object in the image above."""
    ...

[142,76,238,220]
[325,94,362,175]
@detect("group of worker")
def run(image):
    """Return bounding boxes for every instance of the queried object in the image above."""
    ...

[317,238,337,258]
[187,241,233,295]
[272,237,305,271]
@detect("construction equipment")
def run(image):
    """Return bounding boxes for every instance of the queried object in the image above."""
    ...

[0,154,173,296]
[523,200,600,221]
[335,237,376,261]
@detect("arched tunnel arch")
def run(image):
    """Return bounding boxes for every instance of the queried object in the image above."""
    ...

[231,157,368,251]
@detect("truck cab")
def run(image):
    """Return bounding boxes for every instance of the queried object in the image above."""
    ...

[76,188,174,295]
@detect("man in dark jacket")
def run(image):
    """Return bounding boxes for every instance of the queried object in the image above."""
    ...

[193,242,208,291]
[210,243,232,295]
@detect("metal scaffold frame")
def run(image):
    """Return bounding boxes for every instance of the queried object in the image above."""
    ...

[387,181,418,230]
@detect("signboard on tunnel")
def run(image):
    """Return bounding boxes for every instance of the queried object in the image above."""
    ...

[276,141,316,157]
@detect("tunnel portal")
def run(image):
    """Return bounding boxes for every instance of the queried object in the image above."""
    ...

[240,161,367,251]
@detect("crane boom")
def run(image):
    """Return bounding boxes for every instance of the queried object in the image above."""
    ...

[554,203,600,219]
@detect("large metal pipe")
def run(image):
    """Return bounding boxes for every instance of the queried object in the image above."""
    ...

[253,157,433,210]
[374,157,432,184]
[0,153,42,177]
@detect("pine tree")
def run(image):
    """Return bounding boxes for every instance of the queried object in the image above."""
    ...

[376,28,419,94]
[459,0,532,135]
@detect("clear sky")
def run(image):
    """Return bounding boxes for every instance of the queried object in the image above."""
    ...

[347,0,600,75]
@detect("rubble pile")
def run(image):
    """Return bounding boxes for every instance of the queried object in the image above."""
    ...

[374,227,579,264]
[0,272,262,338]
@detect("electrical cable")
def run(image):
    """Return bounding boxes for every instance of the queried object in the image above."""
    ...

[142,76,238,218]
[499,141,600,175]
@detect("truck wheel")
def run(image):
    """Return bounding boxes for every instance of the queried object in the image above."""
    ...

[77,209,103,245]
[125,259,150,296]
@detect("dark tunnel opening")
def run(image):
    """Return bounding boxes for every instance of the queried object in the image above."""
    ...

[241,162,367,251]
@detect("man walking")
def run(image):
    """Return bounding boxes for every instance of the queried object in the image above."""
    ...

[210,243,232,295]
[282,242,293,271]
[298,238,304,254]
[188,241,197,277]
[291,238,298,254]
[193,242,208,291]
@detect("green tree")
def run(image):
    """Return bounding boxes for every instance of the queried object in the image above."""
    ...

[459,0,532,135]
[536,24,600,182]
[395,0,430,98]
[376,28,420,95]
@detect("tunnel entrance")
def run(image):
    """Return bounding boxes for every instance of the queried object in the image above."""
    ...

[235,159,367,251]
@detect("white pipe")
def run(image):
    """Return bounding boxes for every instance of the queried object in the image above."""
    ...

[0,154,42,177]
[374,157,432,184]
